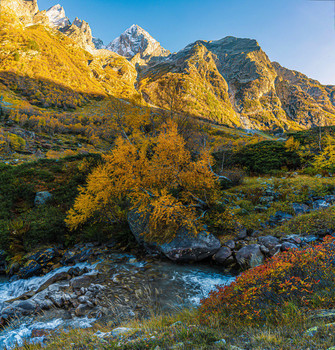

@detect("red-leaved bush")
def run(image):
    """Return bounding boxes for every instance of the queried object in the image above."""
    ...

[200,236,335,325]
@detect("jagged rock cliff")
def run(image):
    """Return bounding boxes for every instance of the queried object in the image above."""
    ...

[3,0,39,23]
[61,17,95,53]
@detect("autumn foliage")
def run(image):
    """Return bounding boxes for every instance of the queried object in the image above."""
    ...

[66,120,218,243]
[200,236,335,326]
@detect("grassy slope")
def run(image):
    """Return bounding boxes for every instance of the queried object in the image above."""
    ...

[0,154,109,254]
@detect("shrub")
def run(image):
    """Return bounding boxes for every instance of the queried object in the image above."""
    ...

[13,51,20,61]
[233,141,301,174]
[220,167,246,188]
[272,207,335,237]
[199,236,335,326]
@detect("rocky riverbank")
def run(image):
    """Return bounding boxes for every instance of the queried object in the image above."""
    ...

[0,246,234,348]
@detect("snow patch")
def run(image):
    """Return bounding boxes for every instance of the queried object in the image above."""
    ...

[46,4,70,29]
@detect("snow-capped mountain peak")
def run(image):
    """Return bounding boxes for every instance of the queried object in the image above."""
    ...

[106,24,170,59]
[46,4,70,29]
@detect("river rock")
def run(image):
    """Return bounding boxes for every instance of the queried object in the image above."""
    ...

[223,240,235,249]
[213,247,234,266]
[2,300,37,320]
[281,242,298,251]
[29,248,56,266]
[235,244,264,269]
[62,248,94,264]
[70,275,97,290]
[128,210,221,262]
[35,271,71,293]
[75,303,91,317]
[34,191,53,206]
[18,260,42,279]
[303,235,319,244]
[49,292,66,308]
[258,236,280,256]
[8,262,20,276]
[283,234,302,245]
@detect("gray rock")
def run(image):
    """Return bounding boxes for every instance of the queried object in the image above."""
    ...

[62,248,94,264]
[35,272,71,294]
[128,210,221,262]
[16,300,37,314]
[75,304,91,317]
[313,200,330,210]
[213,247,234,266]
[18,260,42,279]
[37,298,54,310]
[291,203,309,216]
[235,244,264,269]
[223,240,235,249]
[303,235,319,243]
[111,327,133,337]
[70,275,96,290]
[2,300,37,319]
[94,330,112,339]
[236,225,247,239]
[271,211,293,223]
[259,245,269,255]
[34,191,53,206]
[8,262,20,276]
[49,293,65,308]
[258,236,280,256]
[281,242,298,251]
[283,234,302,245]
[78,295,90,304]
[29,248,56,266]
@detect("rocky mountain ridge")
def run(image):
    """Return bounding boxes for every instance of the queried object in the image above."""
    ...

[2,0,335,131]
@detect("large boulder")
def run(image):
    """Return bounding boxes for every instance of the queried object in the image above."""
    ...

[29,248,56,266]
[128,210,221,262]
[213,247,235,267]
[18,248,57,279]
[18,260,42,279]
[34,191,53,206]
[235,244,264,269]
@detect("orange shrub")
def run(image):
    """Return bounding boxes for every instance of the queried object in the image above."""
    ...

[200,236,335,325]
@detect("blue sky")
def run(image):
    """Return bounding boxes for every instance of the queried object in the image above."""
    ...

[38,0,335,85]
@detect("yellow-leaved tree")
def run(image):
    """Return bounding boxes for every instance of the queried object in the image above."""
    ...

[66,120,219,243]
[313,135,335,173]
